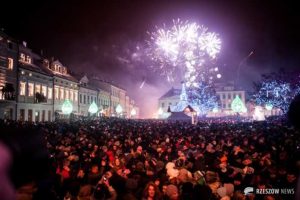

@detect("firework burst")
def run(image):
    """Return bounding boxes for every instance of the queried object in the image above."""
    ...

[147,19,222,86]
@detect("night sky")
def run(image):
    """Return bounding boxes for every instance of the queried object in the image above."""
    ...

[1,0,300,117]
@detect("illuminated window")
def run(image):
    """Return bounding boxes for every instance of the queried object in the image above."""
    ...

[28,83,34,96]
[26,56,31,64]
[19,82,26,95]
[0,86,3,100]
[54,87,59,100]
[41,85,47,97]
[48,87,52,99]
[60,88,64,100]
[69,90,73,101]
[65,90,69,99]
[20,53,25,62]
[8,58,13,70]
[74,91,78,102]
[62,67,67,74]
[35,84,41,94]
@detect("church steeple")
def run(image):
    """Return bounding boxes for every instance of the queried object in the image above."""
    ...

[180,82,188,101]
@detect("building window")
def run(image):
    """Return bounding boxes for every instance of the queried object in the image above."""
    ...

[19,109,25,121]
[74,91,78,102]
[87,96,90,104]
[48,110,51,121]
[20,53,25,62]
[80,94,82,103]
[26,56,31,64]
[161,102,165,108]
[223,94,226,99]
[28,83,34,96]
[84,95,86,104]
[228,93,231,99]
[48,87,52,99]
[28,109,33,122]
[41,86,47,97]
[19,82,26,95]
[8,58,13,70]
[70,90,73,101]
[42,110,45,122]
[8,42,13,49]
[60,88,64,99]
[0,87,2,100]
[54,87,59,100]
[35,111,40,122]
[35,84,41,94]
[65,90,69,99]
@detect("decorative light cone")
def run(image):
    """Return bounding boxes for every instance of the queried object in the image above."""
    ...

[130,108,136,116]
[88,101,98,114]
[116,104,123,114]
[231,96,245,113]
[265,103,273,111]
[241,106,248,113]
[62,100,73,115]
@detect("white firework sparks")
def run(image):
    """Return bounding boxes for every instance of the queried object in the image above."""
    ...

[147,19,222,86]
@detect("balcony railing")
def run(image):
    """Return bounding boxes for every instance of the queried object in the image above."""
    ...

[0,93,16,101]
[35,92,47,103]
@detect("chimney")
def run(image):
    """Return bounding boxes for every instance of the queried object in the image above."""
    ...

[43,59,49,68]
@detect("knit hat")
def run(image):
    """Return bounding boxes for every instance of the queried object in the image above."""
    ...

[177,168,192,183]
[167,168,179,179]
[166,162,175,170]
[205,171,219,184]
[166,184,178,197]
[224,183,234,196]
[217,187,227,197]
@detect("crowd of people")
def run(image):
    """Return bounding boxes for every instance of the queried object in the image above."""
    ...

[0,117,299,200]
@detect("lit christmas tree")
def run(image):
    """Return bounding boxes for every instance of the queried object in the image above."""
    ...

[253,80,292,113]
[231,96,247,113]
[187,82,219,116]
